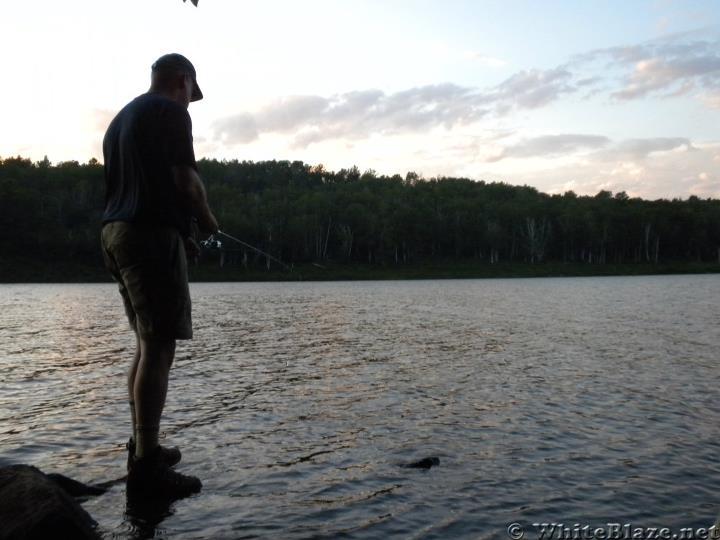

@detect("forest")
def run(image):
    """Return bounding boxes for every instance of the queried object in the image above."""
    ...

[1,155,719,281]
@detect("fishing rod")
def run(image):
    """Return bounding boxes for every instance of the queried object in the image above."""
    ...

[202,230,293,272]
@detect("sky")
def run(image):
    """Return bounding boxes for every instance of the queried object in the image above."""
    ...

[2,0,719,199]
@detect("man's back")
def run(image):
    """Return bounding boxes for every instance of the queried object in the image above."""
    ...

[102,92,196,234]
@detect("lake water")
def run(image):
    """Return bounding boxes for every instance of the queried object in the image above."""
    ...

[1,275,719,539]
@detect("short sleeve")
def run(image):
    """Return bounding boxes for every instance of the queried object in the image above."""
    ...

[164,105,197,169]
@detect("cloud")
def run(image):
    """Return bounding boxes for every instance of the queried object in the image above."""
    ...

[702,91,720,109]
[212,84,490,146]
[257,95,328,132]
[465,52,507,67]
[484,135,696,164]
[598,137,695,160]
[490,68,575,110]
[573,31,720,100]
[212,68,580,147]
[576,76,602,87]
[210,30,720,151]
[212,113,259,143]
[500,142,720,199]
[613,55,720,100]
[486,134,610,162]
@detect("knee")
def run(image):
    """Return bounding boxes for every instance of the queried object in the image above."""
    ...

[157,341,176,371]
[140,338,176,372]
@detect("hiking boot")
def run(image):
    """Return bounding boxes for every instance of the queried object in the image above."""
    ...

[127,447,202,500]
[126,438,182,472]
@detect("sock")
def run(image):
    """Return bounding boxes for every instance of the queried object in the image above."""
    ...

[129,401,137,443]
[135,425,160,458]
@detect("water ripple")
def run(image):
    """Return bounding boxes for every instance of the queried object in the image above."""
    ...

[1,276,719,538]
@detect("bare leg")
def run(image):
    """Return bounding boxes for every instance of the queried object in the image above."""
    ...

[128,333,141,439]
[128,332,141,398]
[133,337,176,457]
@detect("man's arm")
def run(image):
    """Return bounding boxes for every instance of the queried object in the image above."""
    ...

[172,165,219,234]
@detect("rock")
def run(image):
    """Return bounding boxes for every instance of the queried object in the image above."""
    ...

[0,465,101,540]
[401,457,440,469]
[46,473,107,497]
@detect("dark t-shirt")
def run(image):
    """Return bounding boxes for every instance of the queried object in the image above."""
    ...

[102,92,196,235]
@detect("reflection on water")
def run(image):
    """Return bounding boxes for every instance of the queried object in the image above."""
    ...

[125,491,175,540]
[1,275,720,539]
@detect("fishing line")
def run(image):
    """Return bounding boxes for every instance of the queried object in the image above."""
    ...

[204,230,293,271]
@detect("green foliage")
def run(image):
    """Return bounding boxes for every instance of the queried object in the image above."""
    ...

[0,155,719,281]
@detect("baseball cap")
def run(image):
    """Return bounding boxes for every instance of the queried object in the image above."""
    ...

[151,53,203,102]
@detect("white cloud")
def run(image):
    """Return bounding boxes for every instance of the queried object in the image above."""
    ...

[480,135,695,164]
[213,84,488,147]
[485,134,610,162]
[211,67,581,148]
[572,31,720,101]
[702,91,720,108]
[190,27,720,201]
[498,142,720,199]
[490,68,575,109]
[465,52,508,67]
[688,168,718,197]
[596,137,695,160]
[210,30,720,152]
[613,54,720,100]
[213,113,258,144]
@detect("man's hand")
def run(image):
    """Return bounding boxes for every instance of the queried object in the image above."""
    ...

[184,236,201,259]
[198,211,219,235]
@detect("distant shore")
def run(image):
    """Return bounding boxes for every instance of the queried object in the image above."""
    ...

[2,256,718,283]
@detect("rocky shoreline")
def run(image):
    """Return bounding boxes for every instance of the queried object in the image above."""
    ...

[0,465,106,540]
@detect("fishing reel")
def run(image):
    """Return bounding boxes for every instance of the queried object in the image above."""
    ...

[200,234,223,250]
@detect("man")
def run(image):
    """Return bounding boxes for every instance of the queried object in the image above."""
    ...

[101,53,218,498]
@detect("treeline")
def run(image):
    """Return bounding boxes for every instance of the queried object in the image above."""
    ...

[1,155,719,274]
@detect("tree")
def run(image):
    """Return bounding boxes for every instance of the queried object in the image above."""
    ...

[1,156,719,279]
